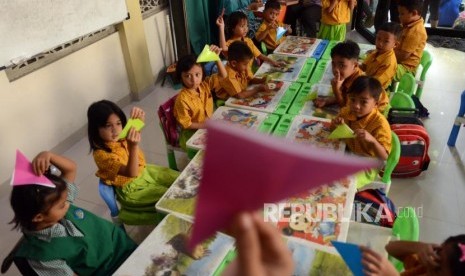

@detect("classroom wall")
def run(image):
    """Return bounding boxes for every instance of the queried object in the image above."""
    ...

[0,9,173,186]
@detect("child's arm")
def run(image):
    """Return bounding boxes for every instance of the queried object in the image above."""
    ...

[258,54,285,67]
[211,45,227,78]
[236,84,268,99]
[330,116,344,130]
[216,10,228,53]
[385,241,441,268]
[118,127,141,177]
[32,151,77,183]
[314,96,337,108]
[394,49,412,64]
[188,122,207,129]
[354,129,389,160]
[255,22,277,42]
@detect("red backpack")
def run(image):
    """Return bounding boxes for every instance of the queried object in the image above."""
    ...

[158,95,180,147]
[391,124,430,178]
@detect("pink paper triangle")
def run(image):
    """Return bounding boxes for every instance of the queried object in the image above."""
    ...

[188,121,381,249]
[10,150,55,188]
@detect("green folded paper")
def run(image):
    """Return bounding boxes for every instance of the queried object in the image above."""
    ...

[196,45,220,63]
[118,118,145,139]
[328,123,355,139]
[305,91,318,101]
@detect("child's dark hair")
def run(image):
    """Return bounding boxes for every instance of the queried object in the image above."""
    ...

[377,22,402,40]
[228,41,253,62]
[226,11,248,39]
[348,76,382,101]
[87,100,127,152]
[331,40,360,60]
[398,0,423,13]
[10,173,68,231]
[175,54,205,86]
[264,0,281,11]
[443,235,465,275]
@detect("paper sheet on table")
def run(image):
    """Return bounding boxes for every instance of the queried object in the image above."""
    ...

[331,241,364,276]
[11,150,55,188]
[276,26,286,40]
[118,118,145,139]
[329,124,355,139]
[188,120,381,249]
[196,45,220,63]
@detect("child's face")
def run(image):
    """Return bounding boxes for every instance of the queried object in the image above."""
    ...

[348,90,377,118]
[331,56,358,80]
[233,19,249,38]
[33,189,70,228]
[375,30,397,53]
[181,64,203,90]
[230,59,251,74]
[398,6,420,25]
[263,8,280,23]
[99,113,123,142]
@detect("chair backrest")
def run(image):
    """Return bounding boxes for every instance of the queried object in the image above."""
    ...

[390,91,415,109]
[98,179,119,218]
[158,95,180,147]
[1,237,38,275]
[419,50,432,81]
[390,207,420,271]
[396,73,416,96]
[381,132,401,185]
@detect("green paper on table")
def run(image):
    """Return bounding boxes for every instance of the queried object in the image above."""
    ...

[118,118,145,139]
[196,45,220,63]
[329,123,356,139]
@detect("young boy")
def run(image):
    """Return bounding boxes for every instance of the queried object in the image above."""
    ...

[318,0,357,41]
[332,76,391,160]
[254,0,292,52]
[216,41,269,100]
[361,22,401,111]
[394,0,427,81]
[315,40,364,109]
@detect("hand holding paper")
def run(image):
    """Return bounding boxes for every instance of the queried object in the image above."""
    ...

[331,241,364,276]
[197,45,221,63]
[276,26,286,41]
[188,121,381,249]
[118,118,145,139]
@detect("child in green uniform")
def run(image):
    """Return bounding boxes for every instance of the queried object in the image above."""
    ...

[9,150,137,275]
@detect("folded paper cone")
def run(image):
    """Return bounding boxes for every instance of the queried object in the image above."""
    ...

[328,124,355,139]
[276,26,286,41]
[196,45,220,63]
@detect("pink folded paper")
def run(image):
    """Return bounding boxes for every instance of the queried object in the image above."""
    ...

[188,121,381,249]
[10,150,55,188]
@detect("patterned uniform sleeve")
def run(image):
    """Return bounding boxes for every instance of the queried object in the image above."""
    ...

[173,93,193,129]
[66,182,78,203]
[93,149,122,183]
[220,75,243,96]
[255,22,267,40]
[373,117,392,154]
[28,259,74,276]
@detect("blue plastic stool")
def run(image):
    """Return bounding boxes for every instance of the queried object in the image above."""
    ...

[448,90,465,146]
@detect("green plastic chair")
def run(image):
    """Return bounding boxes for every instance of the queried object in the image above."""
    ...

[390,91,415,109]
[389,207,420,272]
[381,132,401,193]
[415,50,432,99]
[396,73,416,96]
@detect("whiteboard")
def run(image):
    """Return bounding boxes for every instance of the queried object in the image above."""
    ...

[0,0,128,68]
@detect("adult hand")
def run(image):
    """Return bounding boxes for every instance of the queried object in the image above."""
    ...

[249,1,264,11]
[224,212,294,276]
[360,246,398,276]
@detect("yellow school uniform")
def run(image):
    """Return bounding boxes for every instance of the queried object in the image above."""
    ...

[216,64,251,100]
[398,18,427,72]
[226,37,262,78]
[339,107,392,158]
[174,76,217,129]
[255,21,286,50]
[321,0,351,25]
[340,67,364,106]
[363,49,397,89]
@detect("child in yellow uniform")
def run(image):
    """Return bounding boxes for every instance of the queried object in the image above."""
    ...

[361,22,401,90]
[255,0,292,52]
[319,0,357,41]
[217,10,283,79]
[216,41,269,100]
[173,45,228,149]
[316,41,389,112]
[395,0,427,81]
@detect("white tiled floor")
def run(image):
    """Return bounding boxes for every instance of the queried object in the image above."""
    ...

[1,34,465,275]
